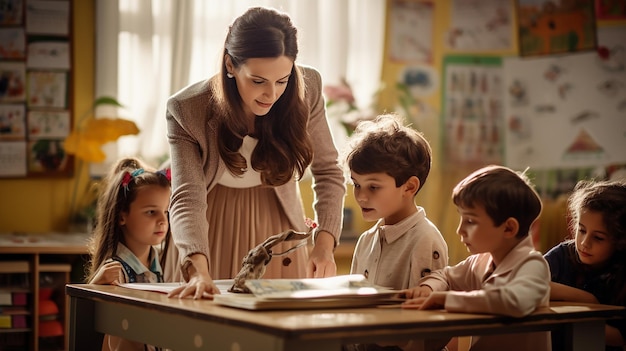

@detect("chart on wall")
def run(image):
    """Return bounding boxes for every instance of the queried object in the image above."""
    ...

[503,25,626,170]
[0,0,73,178]
[441,56,505,167]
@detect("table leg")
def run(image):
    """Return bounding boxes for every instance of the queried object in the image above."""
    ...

[68,296,103,351]
[562,320,605,351]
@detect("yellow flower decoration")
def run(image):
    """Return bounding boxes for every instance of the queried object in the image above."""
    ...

[63,97,139,163]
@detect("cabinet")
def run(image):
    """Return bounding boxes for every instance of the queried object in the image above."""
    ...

[0,233,88,351]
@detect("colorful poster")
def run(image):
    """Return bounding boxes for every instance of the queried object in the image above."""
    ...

[388,0,434,63]
[503,26,626,170]
[27,110,70,139]
[441,56,504,167]
[516,0,597,57]
[0,104,26,140]
[447,0,514,52]
[26,71,68,108]
[0,62,26,103]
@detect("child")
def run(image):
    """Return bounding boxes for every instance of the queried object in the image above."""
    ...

[344,113,448,290]
[343,114,449,351]
[86,157,172,351]
[544,180,626,351]
[402,165,550,351]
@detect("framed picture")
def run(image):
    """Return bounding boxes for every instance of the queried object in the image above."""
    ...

[516,0,597,57]
[0,0,73,178]
[0,104,26,140]
[0,62,27,103]
[595,0,626,20]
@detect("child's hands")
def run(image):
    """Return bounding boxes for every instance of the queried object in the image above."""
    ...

[89,260,124,285]
[401,285,433,299]
[402,291,447,310]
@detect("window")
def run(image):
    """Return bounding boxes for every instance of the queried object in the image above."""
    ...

[95,0,385,169]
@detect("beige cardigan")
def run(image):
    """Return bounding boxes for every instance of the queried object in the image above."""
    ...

[165,65,346,268]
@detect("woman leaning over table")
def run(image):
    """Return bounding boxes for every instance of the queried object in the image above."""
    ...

[163,7,346,299]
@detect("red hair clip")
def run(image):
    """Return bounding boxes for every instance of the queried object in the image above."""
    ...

[121,169,144,194]
[121,172,132,188]
[158,168,171,181]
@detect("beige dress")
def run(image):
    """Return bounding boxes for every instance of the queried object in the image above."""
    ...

[164,136,308,281]
[205,136,307,279]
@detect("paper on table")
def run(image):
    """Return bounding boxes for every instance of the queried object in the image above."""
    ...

[120,275,403,311]
[119,280,235,295]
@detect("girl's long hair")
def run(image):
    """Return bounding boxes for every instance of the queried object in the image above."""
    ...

[85,157,171,282]
[568,179,626,305]
[212,7,312,186]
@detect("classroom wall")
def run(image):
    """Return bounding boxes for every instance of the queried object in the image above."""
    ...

[0,0,95,232]
[1,1,622,271]
[374,0,625,265]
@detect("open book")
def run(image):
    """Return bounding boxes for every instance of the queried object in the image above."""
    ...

[215,274,402,310]
[121,275,403,310]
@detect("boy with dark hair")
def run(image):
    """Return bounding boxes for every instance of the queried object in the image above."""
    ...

[403,165,550,351]
[343,114,449,351]
[344,113,448,291]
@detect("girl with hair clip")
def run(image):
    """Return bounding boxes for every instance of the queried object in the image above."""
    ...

[86,157,171,351]
[544,180,626,351]
[165,6,345,299]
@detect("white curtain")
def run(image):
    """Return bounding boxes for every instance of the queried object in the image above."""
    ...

[94,0,386,169]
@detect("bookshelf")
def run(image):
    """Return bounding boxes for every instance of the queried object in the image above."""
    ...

[0,232,88,351]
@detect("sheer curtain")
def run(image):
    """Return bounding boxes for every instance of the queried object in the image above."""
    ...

[94,0,385,169]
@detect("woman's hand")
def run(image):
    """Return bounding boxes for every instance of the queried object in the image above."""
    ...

[307,230,337,278]
[167,272,220,299]
[168,254,220,299]
[402,291,447,310]
[89,260,124,285]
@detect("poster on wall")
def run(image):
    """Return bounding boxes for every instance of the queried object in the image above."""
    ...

[516,0,597,57]
[447,0,514,52]
[595,0,626,20]
[388,0,434,63]
[503,26,626,170]
[441,56,505,168]
[0,0,72,178]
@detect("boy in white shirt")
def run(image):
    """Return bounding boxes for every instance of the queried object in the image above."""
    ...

[403,165,551,351]
[342,114,449,351]
[344,113,448,291]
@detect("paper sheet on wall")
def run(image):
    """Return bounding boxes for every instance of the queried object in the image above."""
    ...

[388,0,434,63]
[503,26,626,170]
[447,0,513,51]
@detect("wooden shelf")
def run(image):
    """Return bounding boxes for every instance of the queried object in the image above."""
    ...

[0,262,30,274]
[0,233,88,351]
[38,264,72,273]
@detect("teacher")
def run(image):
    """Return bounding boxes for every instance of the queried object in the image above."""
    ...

[164,7,346,299]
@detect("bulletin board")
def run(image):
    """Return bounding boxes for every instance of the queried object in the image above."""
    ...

[0,0,73,178]
[440,55,505,168]
[502,25,626,171]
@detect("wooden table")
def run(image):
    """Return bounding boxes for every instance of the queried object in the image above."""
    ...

[66,284,625,351]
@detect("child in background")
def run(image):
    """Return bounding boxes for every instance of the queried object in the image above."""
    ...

[403,165,550,351]
[544,180,626,351]
[343,114,448,351]
[86,157,171,351]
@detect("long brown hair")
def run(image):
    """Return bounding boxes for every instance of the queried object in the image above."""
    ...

[86,157,171,282]
[567,180,626,305]
[212,7,312,186]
